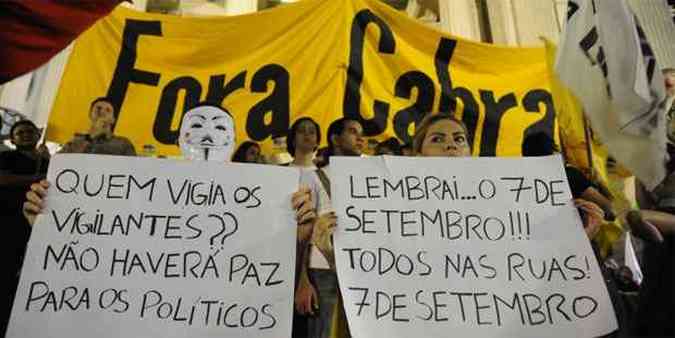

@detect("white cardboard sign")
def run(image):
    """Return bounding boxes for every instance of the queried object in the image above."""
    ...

[332,155,618,338]
[7,154,298,338]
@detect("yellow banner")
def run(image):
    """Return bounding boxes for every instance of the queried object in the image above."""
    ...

[49,0,554,157]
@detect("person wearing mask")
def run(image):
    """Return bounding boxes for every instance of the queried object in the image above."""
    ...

[60,97,136,156]
[295,117,363,338]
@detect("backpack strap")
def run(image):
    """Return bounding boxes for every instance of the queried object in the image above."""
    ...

[315,168,331,199]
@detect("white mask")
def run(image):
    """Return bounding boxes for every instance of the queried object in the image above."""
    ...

[178,105,235,162]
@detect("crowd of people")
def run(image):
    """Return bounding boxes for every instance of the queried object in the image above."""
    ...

[1,85,674,337]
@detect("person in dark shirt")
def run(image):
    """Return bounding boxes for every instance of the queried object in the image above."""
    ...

[0,120,49,177]
[59,97,136,156]
[521,132,615,221]
[0,119,49,336]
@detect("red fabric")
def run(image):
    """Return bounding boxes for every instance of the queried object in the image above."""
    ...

[0,0,123,84]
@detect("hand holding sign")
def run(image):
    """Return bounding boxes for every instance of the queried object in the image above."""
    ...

[9,154,299,338]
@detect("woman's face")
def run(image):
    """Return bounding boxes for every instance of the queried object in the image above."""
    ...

[245,145,261,163]
[419,119,471,158]
[294,120,319,153]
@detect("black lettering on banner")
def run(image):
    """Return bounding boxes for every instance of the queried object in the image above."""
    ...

[205,72,247,106]
[392,71,435,143]
[567,1,580,21]
[435,38,456,113]
[635,23,656,83]
[478,91,517,156]
[434,38,480,151]
[343,9,396,136]
[246,64,290,141]
[107,20,162,127]
[521,90,556,149]
[578,25,611,97]
[153,76,203,145]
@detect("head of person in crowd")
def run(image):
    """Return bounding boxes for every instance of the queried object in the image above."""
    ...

[9,120,40,151]
[320,117,363,166]
[231,141,263,163]
[401,142,413,156]
[88,97,116,139]
[663,68,675,98]
[287,117,321,158]
[375,137,402,156]
[521,132,559,157]
[413,113,471,157]
[178,104,235,162]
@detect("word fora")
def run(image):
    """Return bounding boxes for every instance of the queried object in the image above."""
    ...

[107,10,554,149]
[347,287,599,327]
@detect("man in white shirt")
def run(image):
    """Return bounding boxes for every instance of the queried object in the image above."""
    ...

[295,117,364,338]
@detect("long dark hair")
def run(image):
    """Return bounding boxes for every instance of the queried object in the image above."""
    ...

[231,141,260,163]
[287,117,321,156]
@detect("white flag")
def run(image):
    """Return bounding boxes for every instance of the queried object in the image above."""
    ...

[556,0,669,190]
[624,232,643,285]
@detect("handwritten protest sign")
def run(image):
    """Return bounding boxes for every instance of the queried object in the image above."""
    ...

[332,155,618,338]
[7,154,298,338]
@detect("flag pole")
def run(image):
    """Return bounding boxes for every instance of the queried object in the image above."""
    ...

[582,113,596,181]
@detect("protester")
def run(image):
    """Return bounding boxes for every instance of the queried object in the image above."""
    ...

[374,137,402,156]
[0,119,49,337]
[287,117,321,170]
[295,117,364,338]
[522,132,616,221]
[0,120,49,178]
[285,117,321,338]
[400,142,413,156]
[412,113,630,336]
[412,113,470,157]
[231,141,263,163]
[59,97,136,156]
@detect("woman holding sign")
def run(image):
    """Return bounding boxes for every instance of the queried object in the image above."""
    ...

[411,113,605,240]
[410,113,635,337]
